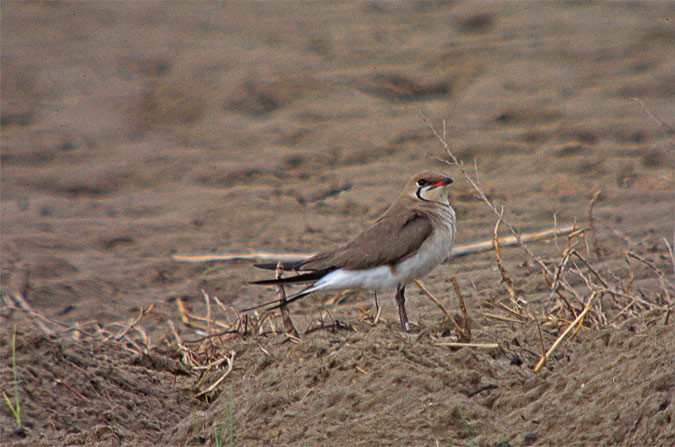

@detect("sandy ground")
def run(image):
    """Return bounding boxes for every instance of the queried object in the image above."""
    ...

[1,2,674,446]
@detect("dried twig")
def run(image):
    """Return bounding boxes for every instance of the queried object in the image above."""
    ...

[174,298,232,331]
[373,294,382,327]
[171,226,576,264]
[285,332,302,344]
[422,115,591,314]
[450,276,471,342]
[493,215,519,305]
[625,252,673,305]
[172,251,312,263]
[202,290,212,336]
[545,246,579,318]
[413,279,456,330]
[492,301,531,322]
[275,262,299,337]
[534,292,596,372]
[195,350,236,398]
[8,293,55,336]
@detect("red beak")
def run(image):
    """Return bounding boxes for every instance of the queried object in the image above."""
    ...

[430,177,453,189]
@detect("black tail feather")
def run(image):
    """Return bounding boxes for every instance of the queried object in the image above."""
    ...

[249,269,330,286]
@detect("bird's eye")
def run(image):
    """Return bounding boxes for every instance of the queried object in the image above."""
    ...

[416,179,427,187]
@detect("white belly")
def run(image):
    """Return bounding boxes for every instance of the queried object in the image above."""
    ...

[312,220,455,293]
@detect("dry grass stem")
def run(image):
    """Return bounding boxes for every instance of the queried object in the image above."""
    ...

[211,295,229,315]
[275,262,299,337]
[202,290,212,336]
[450,276,471,342]
[195,350,236,398]
[373,293,382,326]
[285,332,302,343]
[625,252,673,305]
[424,116,544,263]
[413,279,455,329]
[172,251,312,263]
[4,293,166,350]
[113,304,155,341]
[534,292,597,372]
[545,246,579,318]
[355,366,368,375]
[664,237,675,276]
[451,224,577,258]
[314,295,336,327]
[172,225,576,264]
[7,293,55,336]
[174,298,232,331]
[493,216,520,305]
[423,116,598,314]
[492,302,531,322]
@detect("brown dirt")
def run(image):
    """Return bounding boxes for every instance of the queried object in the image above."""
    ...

[1,1,673,446]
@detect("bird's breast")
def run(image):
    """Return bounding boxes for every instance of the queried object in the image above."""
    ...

[395,225,454,282]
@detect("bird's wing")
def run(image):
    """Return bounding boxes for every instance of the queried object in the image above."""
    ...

[300,209,432,271]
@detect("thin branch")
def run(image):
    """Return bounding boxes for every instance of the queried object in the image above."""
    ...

[7,293,55,336]
[195,351,236,397]
[275,262,299,337]
[422,115,589,307]
[535,292,597,372]
[493,214,520,305]
[450,276,471,342]
[413,279,456,330]
[171,225,576,263]
[625,252,673,304]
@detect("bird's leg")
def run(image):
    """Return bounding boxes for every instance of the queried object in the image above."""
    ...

[395,285,410,332]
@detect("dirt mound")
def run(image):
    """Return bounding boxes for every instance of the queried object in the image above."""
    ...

[3,313,672,446]
[0,324,204,446]
[164,314,674,447]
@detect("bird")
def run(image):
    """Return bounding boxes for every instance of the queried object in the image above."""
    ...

[246,171,456,332]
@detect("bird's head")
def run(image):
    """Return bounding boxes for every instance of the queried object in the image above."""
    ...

[405,171,454,205]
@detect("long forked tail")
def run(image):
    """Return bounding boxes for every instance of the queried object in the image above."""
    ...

[249,269,328,286]
[240,285,318,313]
[246,264,332,313]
